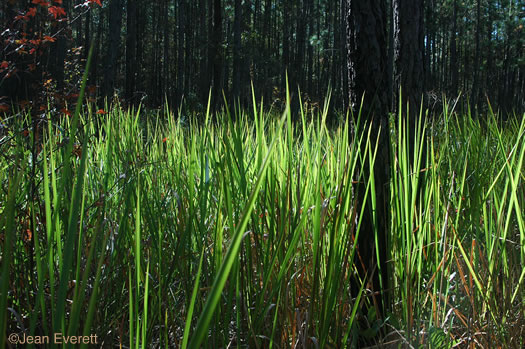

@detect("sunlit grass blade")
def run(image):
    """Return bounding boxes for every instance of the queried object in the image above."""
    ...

[187,114,286,348]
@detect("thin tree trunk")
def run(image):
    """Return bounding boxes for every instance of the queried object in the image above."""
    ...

[103,0,123,99]
[387,0,394,110]
[212,0,222,111]
[450,0,458,96]
[126,0,137,104]
[472,0,481,110]
[163,0,170,103]
[340,0,348,112]
[295,0,306,89]
[176,0,186,107]
[282,0,290,90]
[232,0,242,101]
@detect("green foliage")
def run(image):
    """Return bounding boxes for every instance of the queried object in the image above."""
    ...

[0,92,524,347]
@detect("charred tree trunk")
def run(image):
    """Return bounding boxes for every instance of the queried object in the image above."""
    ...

[125,0,137,104]
[103,0,123,99]
[393,0,425,112]
[472,0,481,110]
[346,0,390,318]
[282,0,290,90]
[450,0,458,97]
[393,0,425,170]
[232,0,242,101]
[176,0,186,108]
[340,0,349,113]
[212,0,222,111]
[162,0,170,103]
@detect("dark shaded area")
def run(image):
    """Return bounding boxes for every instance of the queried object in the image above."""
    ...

[1,0,522,115]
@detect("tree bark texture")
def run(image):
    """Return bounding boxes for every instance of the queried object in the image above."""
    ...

[103,0,123,98]
[126,0,137,104]
[346,0,390,317]
[232,0,242,100]
[393,0,425,114]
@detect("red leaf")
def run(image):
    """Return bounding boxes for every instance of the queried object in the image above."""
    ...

[0,61,8,69]
[162,137,168,143]
[43,35,56,42]
[55,0,63,3]
[48,6,66,19]
[89,0,102,6]
[27,7,37,17]
[60,108,71,116]
[0,104,9,112]
[32,0,50,6]
[96,109,107,115]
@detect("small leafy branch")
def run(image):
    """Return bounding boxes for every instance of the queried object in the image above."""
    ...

[0,0,102,113]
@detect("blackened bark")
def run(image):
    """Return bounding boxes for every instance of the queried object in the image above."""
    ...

[282,0,290,90]
[347,1,389,116]
[163,0,170,102]
[346,0,390,318]
[135,1,144,95]
[472,0,481,109]
[340,0,349,113]
[206,0,214,103]
[393,0,426,178]
[393,0,425,114]
[232,0,242,101]
[103,0,123,99]
[176,0,186,107]
[450,0,458,96]
[295,0,306,89]
[126,0,137,104]
[306,0,314,95]
[387,0,394,110]
[212,0,222,111]
[424,0,432,91]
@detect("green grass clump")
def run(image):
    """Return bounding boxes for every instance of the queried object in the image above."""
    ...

[0,90,524,347]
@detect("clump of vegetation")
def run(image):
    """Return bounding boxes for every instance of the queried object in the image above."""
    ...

[1,86,524,347]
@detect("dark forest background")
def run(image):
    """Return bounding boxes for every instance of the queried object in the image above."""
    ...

[0,0,523,115]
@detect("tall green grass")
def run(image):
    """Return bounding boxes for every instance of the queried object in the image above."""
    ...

[0,90,524,347]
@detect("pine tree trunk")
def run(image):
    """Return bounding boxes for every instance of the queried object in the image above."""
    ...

[232,0,242,101]
[126,0,137,104]
[346,0,390,318]
[450,0,458,96]
[103,0,123,98]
